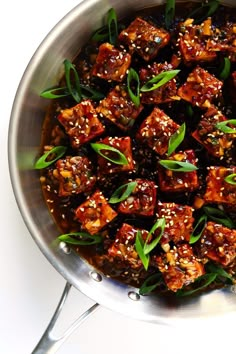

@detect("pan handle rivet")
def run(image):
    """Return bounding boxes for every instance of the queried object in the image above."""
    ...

[128,291,140,301]
[90,271,102,282]
[59,241,71,254]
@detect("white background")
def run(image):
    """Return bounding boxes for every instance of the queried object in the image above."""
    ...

[1,1,236,354]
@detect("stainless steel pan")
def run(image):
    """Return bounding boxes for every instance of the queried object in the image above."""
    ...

[8,0,236,352]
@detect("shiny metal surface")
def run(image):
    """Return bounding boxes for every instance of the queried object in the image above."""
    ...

[8,0,236,325]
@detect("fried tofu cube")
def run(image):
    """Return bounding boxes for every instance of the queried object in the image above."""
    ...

[96,85,143,131]
[118,179,157,216]
[92,43,131,82]
[158,150,199,193]
[54,156,96,197]
[178,18,217,64]
[136,107,180,156]
[107,223,149,269]
[75,190,117,234]
[96,136,135,175]
[204,166,236,205]
[58,100,105,148]
[178,66,223,107]
[206,22,236,59]
[118,17,170,61]
[157,202,194,245]
[198,221,236,266]
[155,243,205,292]
[192,107,236,158]
[139,62,178,104]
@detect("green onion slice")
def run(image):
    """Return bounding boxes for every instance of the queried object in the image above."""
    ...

[144,218,166,255]
[107,8,118,45]
[203,206,235,229]
[159,160,198,172]
[80,85,105,101]
[167,123,186,156]
[215,119,236,134]
[206,263,233,283]
[188,0,220,24]
[224,173,236,185]
[186,104,194,118]
[109,181,137,204]
[165,0,175,29]
[127,68,140,107]
[189,214,207,244]
[40,86,70,99]
[58,232,103,245]
[91,25,110,42]
[135,230,150,270]
[139,273,164,295]
[90,142,128,165]
[64,59,82,103]
[219,57,231,80]
[176,273,217,297]
[140,70,180,92]
[34,146,67,169]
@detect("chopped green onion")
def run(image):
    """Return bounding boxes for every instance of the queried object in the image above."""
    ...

[159,160,198,172]
[58,232,103,245]
[176,273,217,296]
[127,68,140,107]
[167,123,186,156]
[224,173,236,185]
[107,8,118,45]
[186,104,194,118]
[64,59,82,103]
[219,57,231,80]
[203,206,235,229]
[40,86,70,99]
[165,0,175,29]
[140,70,180,92]
[34,146,67,169]
[91,25,109,42]
[205,263,233,283]
[215,119,236,134]
[135,230,150,270]
[109,181,137,204]
[144,218,166,255]
[189,214,207,244]
[90,142,128,165]
[188,1,220,24]
[139,273,164,295]
[80,85,105,101]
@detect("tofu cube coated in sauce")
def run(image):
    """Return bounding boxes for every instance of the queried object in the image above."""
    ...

[75,190,117,235]
[158,150,199,193]
[136,107,180,156]
[95,136,135,175]
[119,17,170,61]
[96,85,144,131]
[198,221,236,266]
[54,156,96,197]
[92,43,131,82]
[107,223,149,269]
[58,100,105,148]
[157,202,194,245]
[204,166,236,205]
[178,66,223,108]
[139,62,178,104]
[192,107,236,158]
[118,179,157,216]
[155,243,205,292]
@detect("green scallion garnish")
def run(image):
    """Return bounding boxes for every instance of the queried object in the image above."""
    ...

[167,123,186,156]
[140,70,180,92]
[58,232,103,245]
[107,8,118,45]
[205,262,233,283]
[159,160,198,172]
[40,86,70,99]
[127,68,140,107]
[90,142,128,165]
[224,173,236,185]
[203,206,235,229]
[165,0,175,29]
[34,146,67,169]
[109,181,137,204]
[139,273,164,295]
[215,119,236,134]
[189,214,207,244]
[188,0,220,24]
[176,273,217,297]
[143,218,166,255]
[219,57,231,80]
[135,230,150,271]
[64,59,82,103]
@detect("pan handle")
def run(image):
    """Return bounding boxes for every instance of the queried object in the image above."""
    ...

[31,282,100,354]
